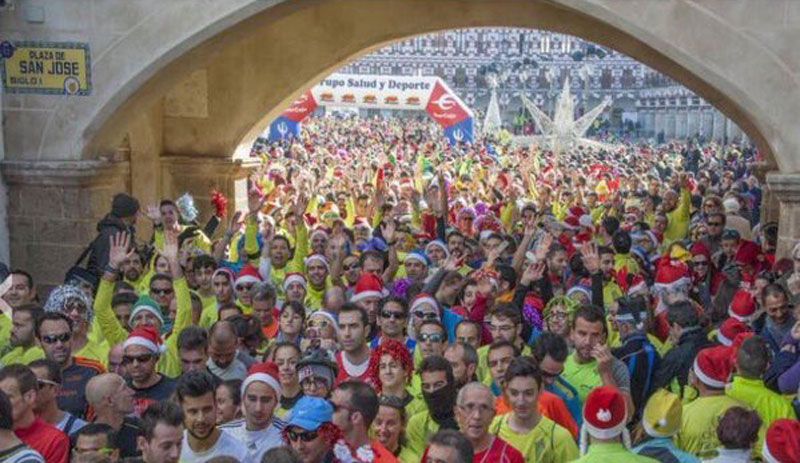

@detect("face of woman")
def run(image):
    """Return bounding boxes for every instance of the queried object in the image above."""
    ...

[215,386,238,425]
[280,309,303,336]
[462,285,477,308]
[378,354,406,389]
[308,314,336,340]
[372,406,403,452]
[546,304,569,336]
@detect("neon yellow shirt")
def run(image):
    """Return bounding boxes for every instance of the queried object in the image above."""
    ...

[94,277,192,378]
[489,413,578,463]
[0,345,44,366]
[0,313,10,347]
[675,394,743,458]
[571,442,658,463]
[404,411,439,463]
[725,376,795,458]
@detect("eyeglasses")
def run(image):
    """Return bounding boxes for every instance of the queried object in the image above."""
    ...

[707,222,723,227]
[418,333,445,343]
[458,403,493,415]
[286,428,318,443]
[122,353,155,365]
[412,310,438,321]
[235,283,255,292]
[151,288,173,296]
[692,260,709,267]
[41,333,71,344]
[489,324,515,332]
[380,310,406,320]
[309,319,330,328]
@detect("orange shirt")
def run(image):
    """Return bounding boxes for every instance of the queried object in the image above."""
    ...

[494,390,578,439]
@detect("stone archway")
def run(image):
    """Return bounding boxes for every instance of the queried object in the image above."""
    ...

[6,0,800,287]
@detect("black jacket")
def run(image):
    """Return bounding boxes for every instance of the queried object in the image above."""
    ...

[86,214,135,277]
[652,327,711,397]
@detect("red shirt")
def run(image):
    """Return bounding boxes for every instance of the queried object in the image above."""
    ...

[335,351,371,385]
[15,418,68,463]
[473,437,525,463]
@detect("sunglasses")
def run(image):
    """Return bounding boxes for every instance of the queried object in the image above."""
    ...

[151,288,173,296]
[343,263,361,271]
[41,333,71,344]
[418,333,445,343]
[123,354,155,365]
[287,428,318,443]
[380,310,406,320]
[707,222,723,227]
[412,310,438,321]
[235,284,255,292]
[540,368,564,379]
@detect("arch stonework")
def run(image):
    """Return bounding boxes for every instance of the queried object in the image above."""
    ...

[3,0,800,287]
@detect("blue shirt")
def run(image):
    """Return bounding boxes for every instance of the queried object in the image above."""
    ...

[634,437,700,463]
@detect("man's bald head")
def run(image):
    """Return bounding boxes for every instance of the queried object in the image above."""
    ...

[86,373,125,405]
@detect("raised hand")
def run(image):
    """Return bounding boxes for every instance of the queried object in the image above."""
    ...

[521,260,546,285]
[108,232,134,270]
[144,204,161,224]
[535,232,553,262]
[248,189,265,215]
[162,230,179,263]
[382,219,397,244]
[581,241,601,274]
[226,211,244,236]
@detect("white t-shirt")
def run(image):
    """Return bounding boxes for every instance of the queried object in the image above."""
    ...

[220,418,285,462]
[179,429,248,463]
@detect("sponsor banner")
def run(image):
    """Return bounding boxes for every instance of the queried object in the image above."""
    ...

[269,116,300,140]
[268,74,473,142]
[0,41,91,95]
[443,117,474,145]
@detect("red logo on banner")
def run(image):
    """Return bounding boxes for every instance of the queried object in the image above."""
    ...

[426,82,469,127]
[282,90,318,122]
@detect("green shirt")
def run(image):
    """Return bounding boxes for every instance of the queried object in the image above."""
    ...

[562,352,630,405]
[489,413,578,463]
[725,376,795,458]
[572,442,659,463]
[0,345,44,366]
[675,393,743,458]
[404,411,439,463]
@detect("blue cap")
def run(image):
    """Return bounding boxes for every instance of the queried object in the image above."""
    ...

[286,396,333,431]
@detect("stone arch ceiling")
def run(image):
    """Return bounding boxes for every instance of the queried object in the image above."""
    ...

[37,0,800,171]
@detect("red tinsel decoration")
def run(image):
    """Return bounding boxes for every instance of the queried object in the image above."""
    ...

[211,189,228,218]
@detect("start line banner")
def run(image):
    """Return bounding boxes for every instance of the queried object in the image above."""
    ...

[269,73,474,145]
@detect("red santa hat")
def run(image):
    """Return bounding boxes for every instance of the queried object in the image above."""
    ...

[350,272,386,303]
[241,362,282,398]
[653,259,691,294]
[282,272,307,291]
[729,289,761,323]
[581,386,630,454]
[717,318,753,346]
[562,216,580,231]
[763,419,800,463]
[567,206,586,219]
[693,346,733,389]
[213,267,235,282]
[235,264,262,287]
[123,325,166,354]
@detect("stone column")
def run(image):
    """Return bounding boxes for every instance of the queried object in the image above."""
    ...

[161,155,259,229]
[766,172,800,258]
[654,111,664,138]
[712,110,725,141]
[675,109,688,139]
[665,110,676,139]
[2,159,130,291]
